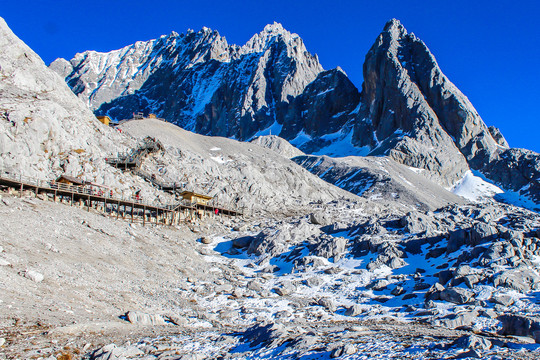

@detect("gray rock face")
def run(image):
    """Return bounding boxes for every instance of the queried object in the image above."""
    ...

[400,211,443,235]
[344,304,363,317]
[436,309,479,329]
[240,322,288,349]
[309,235,348,261]
[439,287,474,304]
[356,19,539,203]
[22,269,44,283]
[356,19,473,187]
[91,344,144,360]
[48,57,72,79]
[250,135,305,158]
[493,268,540,292]
[330,343,356,357]
[294,154,464,211]
[309,211,334,226]
[454,334,492,351]
[126,311,167,326]
[499,315,540,343]
[279,67,360,144]
[488,126,509,148]
[470,222,499,246]
[481,147,540,205]
[489,293,515,307]
[53,23,323,142]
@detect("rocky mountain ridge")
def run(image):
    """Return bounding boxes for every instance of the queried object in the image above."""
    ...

[52,19,540,209]
[51,22,323,140]
[355,19,540,204]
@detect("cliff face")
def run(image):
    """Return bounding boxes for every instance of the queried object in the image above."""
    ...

[355,19,497,187]
[52,23,324,141]
[356,19,539,201]
[280,68,360,140]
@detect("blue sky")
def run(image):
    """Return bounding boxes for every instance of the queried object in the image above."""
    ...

[2,0,539,152]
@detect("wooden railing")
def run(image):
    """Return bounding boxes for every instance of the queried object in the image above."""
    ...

[0,167,172,210]
[0,167,242,216]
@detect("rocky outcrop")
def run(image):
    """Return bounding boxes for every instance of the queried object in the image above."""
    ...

[356,19,491,187]
[356,19,540,202]
[51,29,234,111]
[488,126,509,148]
[279,67,359,141]
[250,135,305,158]
[293,154,464,210]
[499,315,540,343]
[481,147,540,204]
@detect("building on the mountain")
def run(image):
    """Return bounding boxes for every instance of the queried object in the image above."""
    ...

[96,115,111,126]
[179,191,213,205]
[55,175,86,186]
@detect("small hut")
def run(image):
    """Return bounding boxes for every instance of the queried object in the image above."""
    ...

[179,191,213,205]
[96,116,111,126]
[56,175,86,186]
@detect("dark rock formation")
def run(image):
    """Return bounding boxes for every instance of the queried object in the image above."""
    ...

[355,19,495,186]
[279,67,359,141]
[488,126,509,148]
[355,19,540,202]
[52,23,323,141]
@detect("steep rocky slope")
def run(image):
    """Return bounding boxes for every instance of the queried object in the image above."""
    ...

[293,154,465,211]
[0,17,123,180]
[354,19,540,203]
[249,134,305,158]
[0,17,174,203]
[118,118,357,215]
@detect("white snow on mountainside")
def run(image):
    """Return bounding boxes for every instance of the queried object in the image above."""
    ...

[451,171,504,202]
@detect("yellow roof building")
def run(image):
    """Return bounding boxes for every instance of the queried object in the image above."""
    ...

[179,191,213,205]
[96,116,111,126]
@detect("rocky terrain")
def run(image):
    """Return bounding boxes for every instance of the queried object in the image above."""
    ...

[1,14,540,360]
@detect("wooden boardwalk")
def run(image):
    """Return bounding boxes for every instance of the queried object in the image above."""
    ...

[0,169,241,226]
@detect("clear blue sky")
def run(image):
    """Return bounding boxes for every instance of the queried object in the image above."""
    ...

[2,0,539,152]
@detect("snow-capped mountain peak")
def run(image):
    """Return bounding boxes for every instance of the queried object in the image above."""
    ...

[241,22,300,54]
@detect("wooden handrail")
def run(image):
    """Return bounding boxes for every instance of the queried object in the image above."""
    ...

[0,166,241,216]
